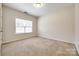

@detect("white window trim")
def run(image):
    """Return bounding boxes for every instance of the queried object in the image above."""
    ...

[16,18,33,34]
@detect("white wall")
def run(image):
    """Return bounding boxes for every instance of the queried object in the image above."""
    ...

[38,6,74,43]
[75,4,79,54]
[2,6,37,43]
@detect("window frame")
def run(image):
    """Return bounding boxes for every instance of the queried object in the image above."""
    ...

[15,18,33,34]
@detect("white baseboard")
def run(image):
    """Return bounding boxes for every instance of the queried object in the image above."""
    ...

[38,34,74,44]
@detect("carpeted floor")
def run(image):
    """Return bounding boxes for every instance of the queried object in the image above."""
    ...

[2,37,78,56]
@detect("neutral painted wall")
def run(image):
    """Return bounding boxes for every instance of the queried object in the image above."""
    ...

[75,4,79,54]
[2,6,37,43]
[38,6,74,43]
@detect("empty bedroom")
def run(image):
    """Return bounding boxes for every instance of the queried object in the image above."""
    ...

[0,3,79,56]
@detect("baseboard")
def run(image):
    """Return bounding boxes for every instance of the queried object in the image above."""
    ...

[2,36,37,45]
[2,35,74,45]
[38,34,74,44]
[39,36,74,45]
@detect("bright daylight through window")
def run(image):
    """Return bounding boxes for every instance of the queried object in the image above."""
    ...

[16,18,32,34]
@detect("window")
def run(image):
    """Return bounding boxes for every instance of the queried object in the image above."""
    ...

[16,18,32,34]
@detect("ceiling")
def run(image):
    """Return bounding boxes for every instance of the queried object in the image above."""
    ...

[3,3,74,17]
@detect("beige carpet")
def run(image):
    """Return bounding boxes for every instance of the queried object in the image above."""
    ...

[2,37,78,56]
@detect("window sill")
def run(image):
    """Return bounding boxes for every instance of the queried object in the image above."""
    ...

[15,32,32,35]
